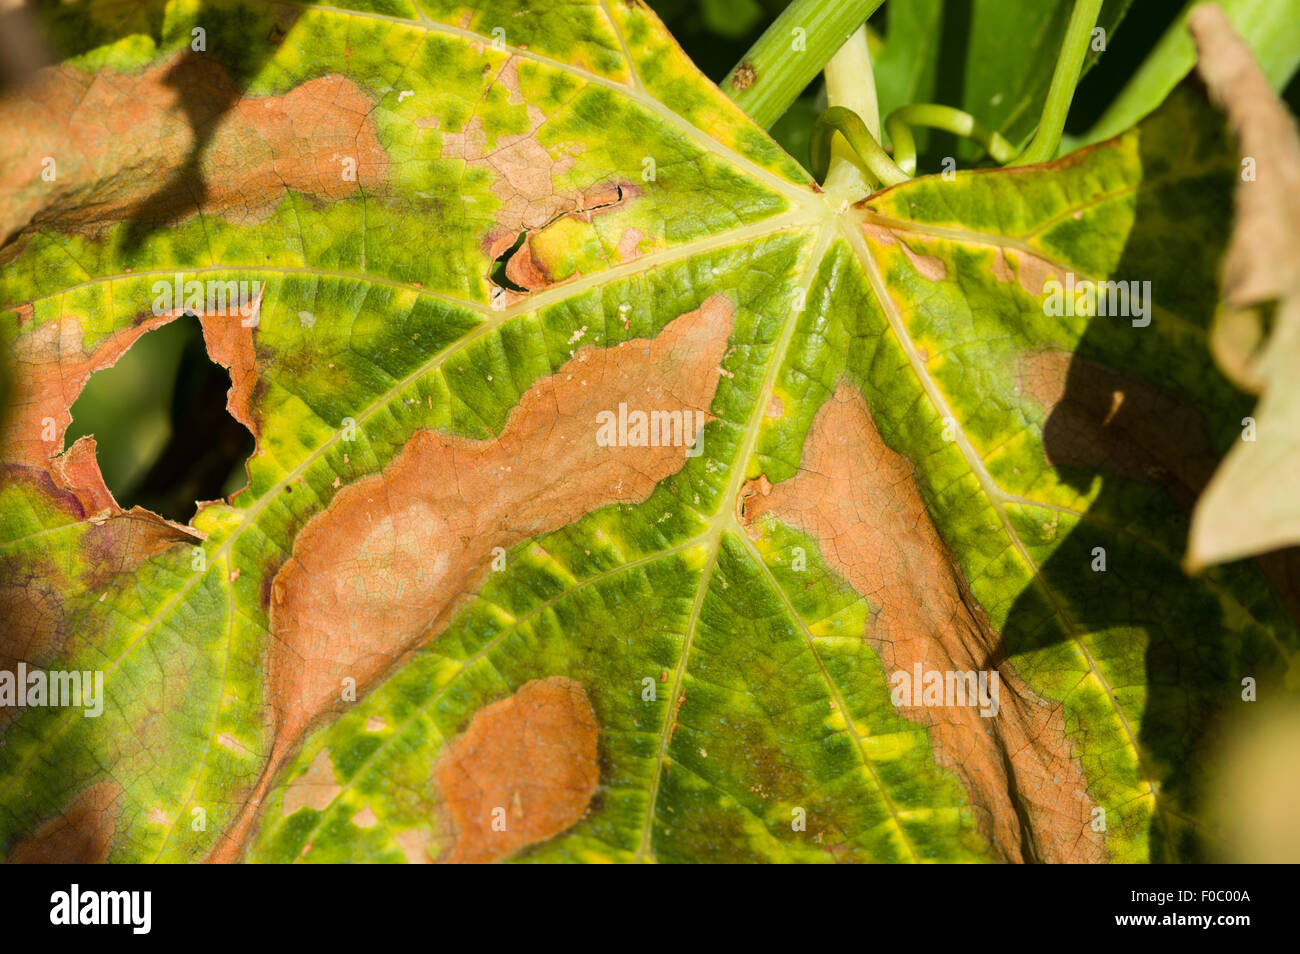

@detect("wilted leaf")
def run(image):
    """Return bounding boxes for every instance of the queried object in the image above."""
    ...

[1185,2,1300,570]
[0,0,1296,864]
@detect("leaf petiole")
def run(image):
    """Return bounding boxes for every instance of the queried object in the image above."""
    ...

[723,0,885,129]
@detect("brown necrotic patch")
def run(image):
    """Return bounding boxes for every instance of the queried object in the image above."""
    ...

[210,293,735,860]
[861,224,949,282]
[0,52,387,244]
[3,299,261,524]
[730,61,757,92]
[442,94,590,242]
[6,780,122,864]
[280,748,342,818]
[488,182,636,297]
[434,677,599,863]
[5,311,176,480]
[995,248,1064,297]
[739,383,1107,864]
[436,63,638,300]
[991,248,1015,283]
[0,570,68,728]
[0,296,263,725]
[4,292,262,503]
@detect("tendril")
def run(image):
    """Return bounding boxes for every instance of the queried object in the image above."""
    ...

[883,104,1016,177]
[810,106,909,188]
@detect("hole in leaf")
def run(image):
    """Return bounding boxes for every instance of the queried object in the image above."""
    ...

[491,230,530,293]
[489,185,626,294]
[64,314,255,523]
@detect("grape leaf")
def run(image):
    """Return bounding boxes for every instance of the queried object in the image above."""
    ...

[0,0,1296,864]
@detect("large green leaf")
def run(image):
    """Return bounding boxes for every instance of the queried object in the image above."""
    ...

[0,0,1296,864]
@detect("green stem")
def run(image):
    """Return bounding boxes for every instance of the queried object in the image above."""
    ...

[724,0,885,128]
[824,23,880,138]
[885,104,1017,176]
[822,25,878,196]
[1010,0,1104,165]
[811,106,910,188]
